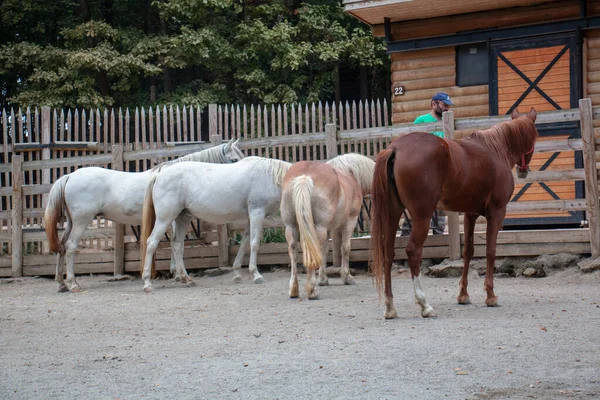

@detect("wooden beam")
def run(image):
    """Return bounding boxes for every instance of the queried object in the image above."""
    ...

[325,124,338,160]
[579,98,600,257]
[11,156,23,277]
[112,145,125,276]
[443,111,461,261]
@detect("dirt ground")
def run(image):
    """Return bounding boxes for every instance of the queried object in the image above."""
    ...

[1,263,600,400]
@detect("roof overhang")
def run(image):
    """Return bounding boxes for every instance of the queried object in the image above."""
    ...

[343,0,566,26]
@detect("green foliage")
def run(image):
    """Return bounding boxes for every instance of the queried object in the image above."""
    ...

[231,227,287,245]
[0,0,389,109]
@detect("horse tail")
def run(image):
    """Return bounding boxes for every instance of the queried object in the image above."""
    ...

[140,175,157,277]
[292,175,322,272]
[44,175,70,253]
[370,146,397,298]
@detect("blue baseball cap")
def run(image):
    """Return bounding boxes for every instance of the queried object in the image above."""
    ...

[432,92,454,106]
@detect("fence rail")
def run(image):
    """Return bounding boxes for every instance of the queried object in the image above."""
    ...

[0,98,598,278]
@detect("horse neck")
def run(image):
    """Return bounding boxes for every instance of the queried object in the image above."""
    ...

[474,118,535,168]
[151,145,225,172]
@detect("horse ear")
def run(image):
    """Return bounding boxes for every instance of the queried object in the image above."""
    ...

[510,108,520,120]
[233,138,240,147]
[224,139,233,151]
[528,107,537,122]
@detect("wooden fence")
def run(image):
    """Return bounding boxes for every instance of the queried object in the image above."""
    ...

[0,98,599,278]
[0,99,390,277]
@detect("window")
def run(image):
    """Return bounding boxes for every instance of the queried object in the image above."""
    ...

[456,42,488,87]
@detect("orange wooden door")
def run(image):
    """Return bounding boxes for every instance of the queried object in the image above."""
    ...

[490,34,583,227]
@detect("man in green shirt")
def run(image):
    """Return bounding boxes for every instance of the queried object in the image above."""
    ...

[401,92,453,236]
[413,91,453,138]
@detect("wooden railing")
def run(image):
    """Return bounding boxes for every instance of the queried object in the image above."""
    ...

[1,99,598,278]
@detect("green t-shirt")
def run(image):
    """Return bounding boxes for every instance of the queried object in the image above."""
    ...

[414,113,444,138]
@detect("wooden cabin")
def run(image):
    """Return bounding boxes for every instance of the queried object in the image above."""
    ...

[344,0,600,228]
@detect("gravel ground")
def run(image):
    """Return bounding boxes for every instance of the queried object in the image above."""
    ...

[1,265,599,400]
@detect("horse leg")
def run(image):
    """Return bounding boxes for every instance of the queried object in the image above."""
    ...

[457,212,478,304]
[407,217,436,318]
[63,221,90,293]
[142,221,171,292]
[306,226,328,299]
[332,229,342,268]
[55,216,72,292]
[383,208,402,319]
[484,212,504,307]
[317,233,330,286]
[340,220,357,285]
[231,223,250,283]
[171,213,195,286]
[285,225,300,298]
[55,251,67,292]
[248,212,266,284]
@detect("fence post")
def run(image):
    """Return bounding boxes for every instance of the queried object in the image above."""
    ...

[579,98,600,258]
[209,104,218,138]
[209,132,230,267]
[41,107,51,254]
[112,145,125,275]
[11,155,23,277]
[443,111,461,261]
[325,124,338,160]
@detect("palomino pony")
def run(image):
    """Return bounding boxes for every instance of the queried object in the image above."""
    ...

[140,156,292,292]
[370,108,539,319]
[281,153,375,299]
[44,139,243,292]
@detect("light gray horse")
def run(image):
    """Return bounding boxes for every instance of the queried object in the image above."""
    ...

[140,156,292,292]
[44,140,243,292]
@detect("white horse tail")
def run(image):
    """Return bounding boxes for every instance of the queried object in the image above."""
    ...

[291,175,322,271]
[140,175,157,277]
[44,175,70,253]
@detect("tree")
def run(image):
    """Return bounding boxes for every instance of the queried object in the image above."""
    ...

[0,0,388,108]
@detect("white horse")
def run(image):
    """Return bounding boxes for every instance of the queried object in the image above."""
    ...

[140,156,292,292]
[44,139,243,292]
[281,153,375,299]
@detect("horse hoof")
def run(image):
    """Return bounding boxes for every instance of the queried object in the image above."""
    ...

[422,307,437,318]
[457,295,471,305]
[70,286,81,293]
[384,309,398,319]
[186,280,197,287]
[232,275,243,284]
[143,286,153,293]
[58,285,69,293]
[318,279,329,286]
[343,276,356,285]
[254,276,266,284]
[307,293,319,300]
[485,297,499,307]
[289,291,299,299]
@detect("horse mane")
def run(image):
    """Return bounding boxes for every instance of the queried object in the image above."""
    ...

[240,156,292,187]
[150,143,232,172]
[469,116,538,166]
[326,153,376,195]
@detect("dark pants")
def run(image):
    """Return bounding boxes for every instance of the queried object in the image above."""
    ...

[400,209,445,236]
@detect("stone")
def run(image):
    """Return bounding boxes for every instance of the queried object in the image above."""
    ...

[578,257,600,273]
[522,267,546,278]
[427,260,463,278]
[204,267,233,277]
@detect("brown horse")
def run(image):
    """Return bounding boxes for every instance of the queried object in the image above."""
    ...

[281,153,375,299]
[370,108,539,319]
